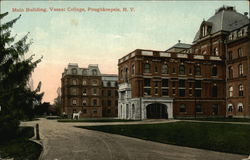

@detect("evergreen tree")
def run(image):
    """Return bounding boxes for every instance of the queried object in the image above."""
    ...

[0,12,43,141]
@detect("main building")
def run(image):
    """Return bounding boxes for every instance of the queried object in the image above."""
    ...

[118,6,250,119]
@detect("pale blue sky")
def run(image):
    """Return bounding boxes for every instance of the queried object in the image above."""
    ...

[1,1,249,102]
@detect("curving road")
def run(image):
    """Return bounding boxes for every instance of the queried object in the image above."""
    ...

[22,118,246,160]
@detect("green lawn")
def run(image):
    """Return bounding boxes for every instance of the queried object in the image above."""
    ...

[58,118,138,123]
[79,122,250,155]
[177,117,250,123]
[0,127,42,160]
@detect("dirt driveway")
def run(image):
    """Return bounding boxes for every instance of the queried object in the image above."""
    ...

[22,118,246,160]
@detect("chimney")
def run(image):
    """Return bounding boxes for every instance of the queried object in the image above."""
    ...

[244,12,248,16]
[178,40,181,43]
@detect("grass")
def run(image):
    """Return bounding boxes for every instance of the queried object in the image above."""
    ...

[79,121,250,155]
[0,127,42,160]
[177,117,250,123]
[58,118,139,123]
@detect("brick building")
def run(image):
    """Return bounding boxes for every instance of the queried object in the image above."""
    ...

[118,6,250,119]
[61,63,118,118]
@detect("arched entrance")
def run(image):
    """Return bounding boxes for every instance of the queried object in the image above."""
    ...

[146,103,168,119]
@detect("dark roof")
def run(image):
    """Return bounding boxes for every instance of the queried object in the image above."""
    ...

[165,42,191,52]
[193,6,249,42]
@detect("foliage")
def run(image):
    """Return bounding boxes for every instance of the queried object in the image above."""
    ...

[59,118,138,122]
[0,126,42,160]
[79,122,250,155]
[0,12,43,141]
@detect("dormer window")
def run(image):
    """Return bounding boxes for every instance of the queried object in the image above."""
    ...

[202,25,207,37]
[92,69,97,76]
[72,68,77,75]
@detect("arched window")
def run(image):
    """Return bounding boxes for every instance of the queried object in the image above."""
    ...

[131,64,135,74]
[238,64,243,77]
[228,66,233,78]
[125,68,129,82]
[144,63,150,73]
[238,84,244,96]
[162,64,168,74]
[92,69,97,76]
[82,80,87,85]
[211,66,217,76]
[72,79,77,85]
[132,104,135,116]
[213,47,218,56]
[92,80,97,85]
[92,88,97,95]
[238,48,243,57]
[179,64,185,75]
[93,99,97,106]
[71,88,77,95]
[212,84,217,97]
[179,104,186,112]
[82,89,87,95]
[229,86,233,97]
[237,103,243,112]
[72,99,77,106]
[82,100,87,106]
[195,65,201,75]
[227,104,233,112]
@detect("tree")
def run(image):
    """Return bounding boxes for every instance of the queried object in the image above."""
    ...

[53,87,62,115]
[0,12,43,141]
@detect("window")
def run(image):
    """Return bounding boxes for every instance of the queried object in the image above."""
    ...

[238,48,243,57]
[179,80,185,88]
[107,81,111,87]
[71,88,77,95]
[132,64,135,74]
[82,80,87,85]
[154,88,158,95]
[189,82,192,88]
[93,99,97,106]
[107,109,111,114]
[195,80,201,88]
[172,67,176,74]
[162,64,168,74]
[92,88,97,95]
[179,89,185,97]
[228,51,232,60]
[125,68,129,82]
[212,104,219,115]
[144,63,150,73]
[213,47,218,56]
[72,79,77,85]
[211,66,217,76]
[92,69,97,76]
[179,65,185,75]
[154,64,158,73]
[154,81,158,87]
[172,82,176,87]
[238,103,243,112]
[180,104,186,112]
[195,65,201,75]
[228,66,233,78]
[202,50,207,55]
[72,68,77,75]
[239,84,244,96]
[82,89,87,95]
[162,89,169,96]
[229,86,233,97]
[195,104,202,112]
[238,64,243,77]
[195,90,201,97]
[72,99,77,106]
[82,109,87,114]
[92,80,97,85]
[82,100,87,106]
[108,90,112,96]
[212,85,218,97]
[115,100,118,106]
[144,88,151,96]
[189,89,192,95]
[93,109,97,114]
[227,104,233,112]
[102,100,105,106]
[189,68,192,75]
[172,89,176,95]
[107,100,111,106]
[162,79,168,87]
[144,78,151,87]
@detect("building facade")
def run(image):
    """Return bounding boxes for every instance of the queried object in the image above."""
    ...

[118,6,250,120]
[61,63,118,118]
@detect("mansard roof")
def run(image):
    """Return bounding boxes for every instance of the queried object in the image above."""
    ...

[193,6,249,43]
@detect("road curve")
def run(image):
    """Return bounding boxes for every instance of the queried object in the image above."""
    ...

[22,118,246,160]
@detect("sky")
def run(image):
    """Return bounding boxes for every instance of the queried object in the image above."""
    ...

[1,0,249,103]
